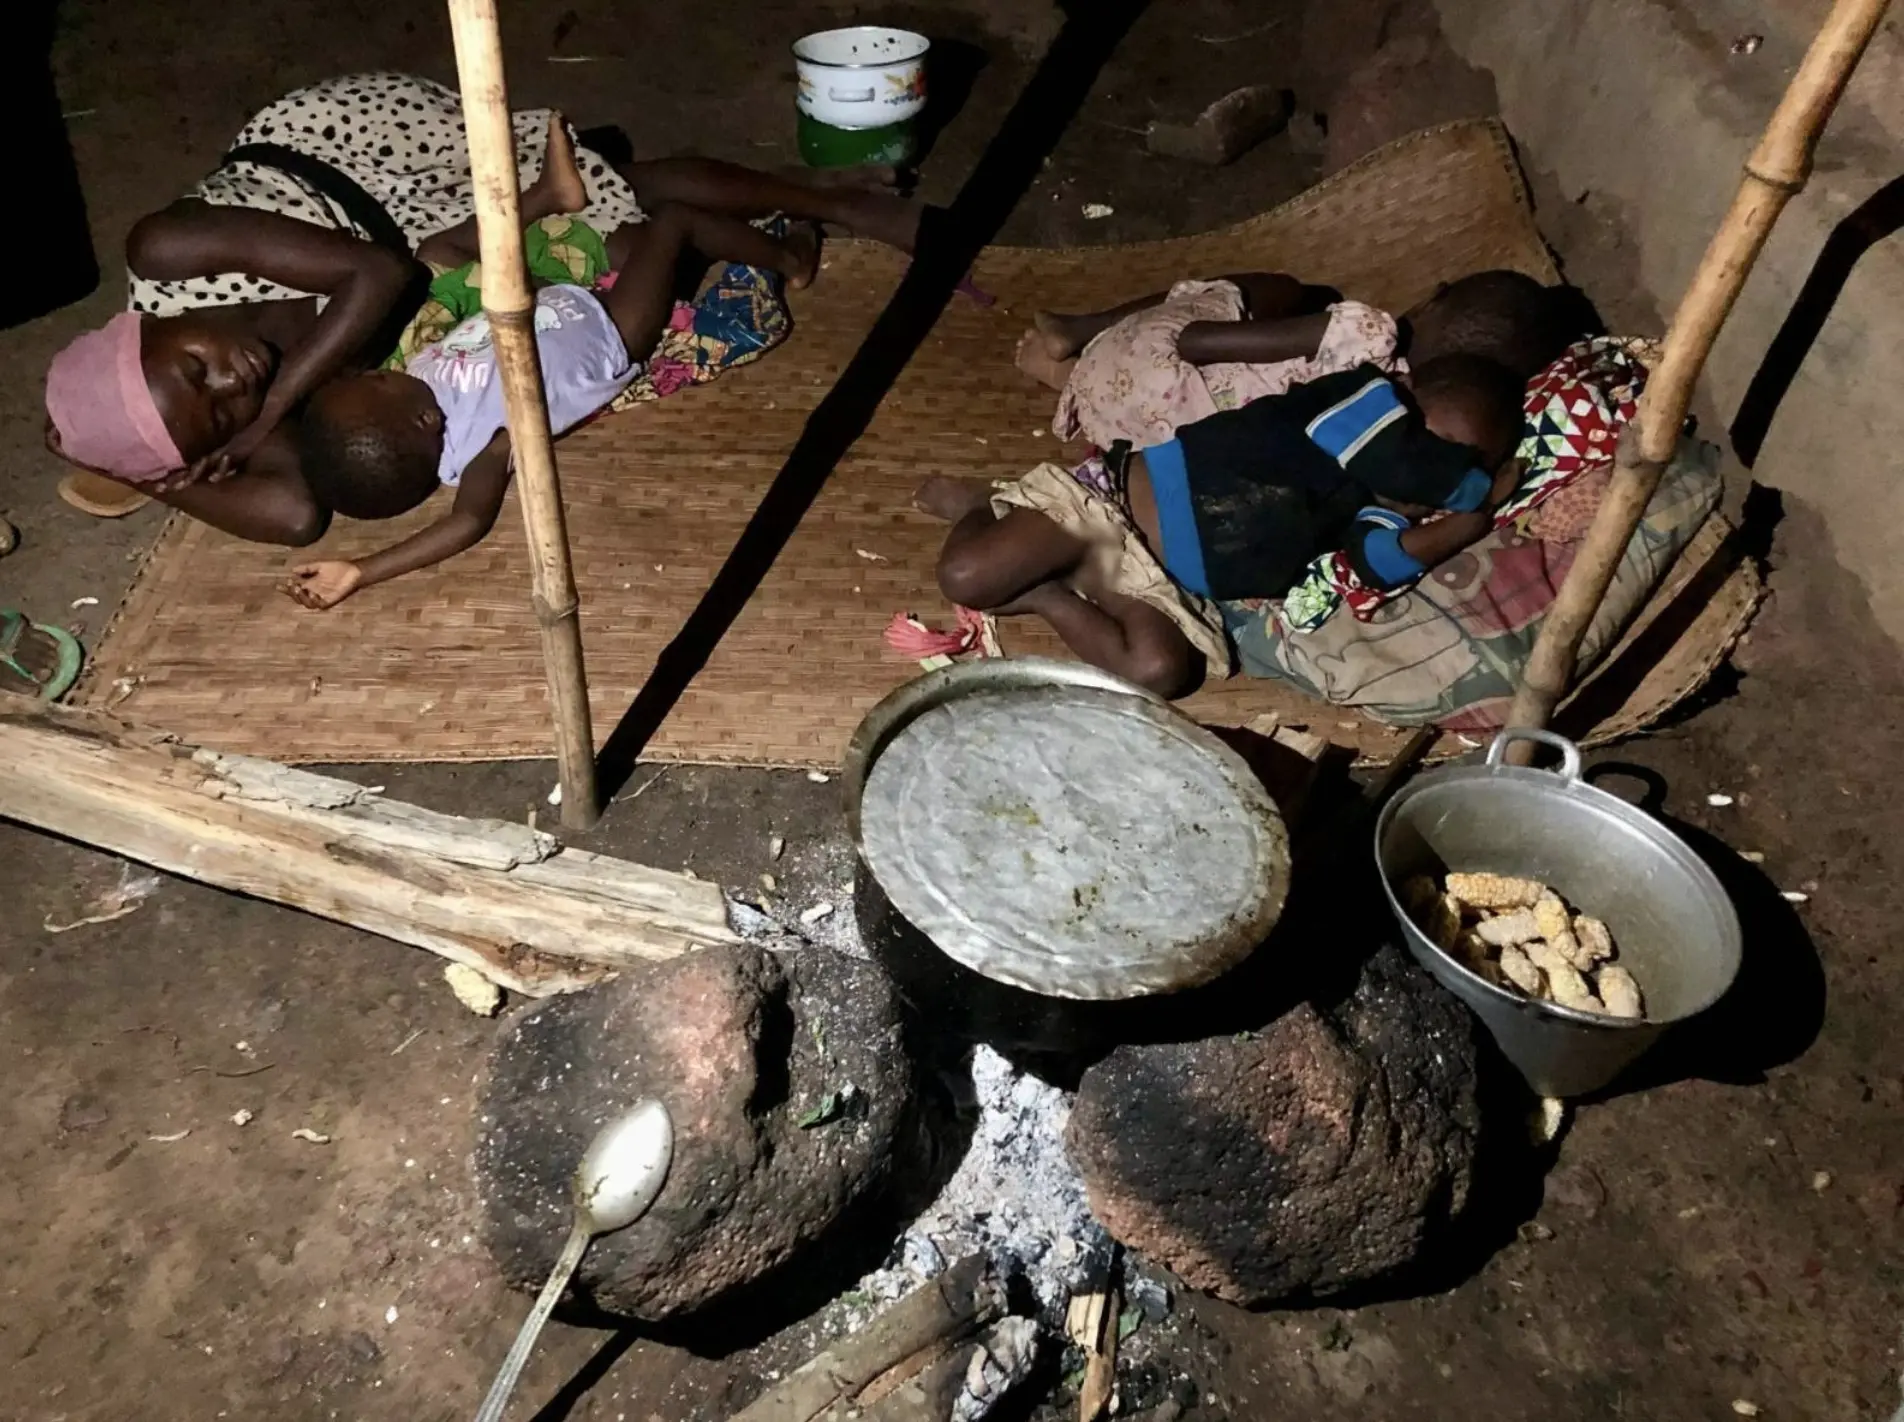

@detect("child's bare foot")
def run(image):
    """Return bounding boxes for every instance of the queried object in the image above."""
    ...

[781,222,822,289]
[914,475,996,523]
[1013,329,1078,391]
[524,113,589,220]
[836,190,923,253]
[1035,309,1099,358]
[792,163,905,193]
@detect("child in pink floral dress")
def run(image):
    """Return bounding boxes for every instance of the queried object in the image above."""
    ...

[1017,268,1569,451]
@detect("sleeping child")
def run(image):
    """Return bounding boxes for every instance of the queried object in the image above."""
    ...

[279,198,816,610]
[1018,268,1573,451]
[918,353,1526,698]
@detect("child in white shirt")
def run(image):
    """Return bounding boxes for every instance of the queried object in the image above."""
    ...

[283,201,815,610]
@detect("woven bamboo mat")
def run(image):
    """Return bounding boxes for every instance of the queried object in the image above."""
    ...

[77,120,1751,766]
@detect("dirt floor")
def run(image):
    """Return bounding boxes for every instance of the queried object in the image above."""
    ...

[4,1,1903,1418]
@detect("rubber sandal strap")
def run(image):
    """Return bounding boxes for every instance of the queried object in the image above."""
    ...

[0,609,25,674]
[0,611,84,700]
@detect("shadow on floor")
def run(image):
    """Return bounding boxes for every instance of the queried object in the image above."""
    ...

[1729,170,1904,466]
[5,0,97,328]
[595,0,1152,799]
[1577,759,1827,1091]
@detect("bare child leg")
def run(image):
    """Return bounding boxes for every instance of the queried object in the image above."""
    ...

[615,156,920,252]
[597,203,818,360]
[417,113,589,270]
[1014,294,1167,390]
[519,114,591,225]
[915,476,1200,696]
[1015,577,1199,698]
[923,478,1091,607]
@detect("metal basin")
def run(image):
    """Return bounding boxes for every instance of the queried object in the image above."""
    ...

[1374,729,1741,1098]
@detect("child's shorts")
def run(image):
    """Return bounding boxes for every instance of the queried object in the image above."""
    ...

[989,458,1236,676]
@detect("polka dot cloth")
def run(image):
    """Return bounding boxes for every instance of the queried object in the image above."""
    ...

[128,72,644,316]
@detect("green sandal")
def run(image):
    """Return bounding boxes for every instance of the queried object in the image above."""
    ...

[0,611,83,701]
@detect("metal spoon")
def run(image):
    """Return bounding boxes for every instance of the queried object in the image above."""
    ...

[473,1099,674,1422]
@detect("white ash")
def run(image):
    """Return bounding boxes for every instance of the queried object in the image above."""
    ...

[727,892,867,959]
[856,1045,1109,1318]
[726,833,870,959]
[955,1317,1042,1422]
[726,895,1106,1315]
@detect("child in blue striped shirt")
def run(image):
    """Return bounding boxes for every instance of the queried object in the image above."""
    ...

[919,353,1524,696]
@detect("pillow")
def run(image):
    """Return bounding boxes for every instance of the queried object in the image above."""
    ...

[1281,336,1660,631]
[1222,435,1723,728]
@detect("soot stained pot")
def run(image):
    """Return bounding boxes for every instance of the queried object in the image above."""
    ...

[844,658,1291,1057]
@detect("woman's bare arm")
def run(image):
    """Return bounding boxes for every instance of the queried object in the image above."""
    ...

[128,203,423,440]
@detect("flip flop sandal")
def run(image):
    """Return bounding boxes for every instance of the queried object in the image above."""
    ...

[58,471,150,518]
[0,610,84,701]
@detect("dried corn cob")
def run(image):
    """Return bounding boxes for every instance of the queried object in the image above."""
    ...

[1533,894,1571,943]
[1445,872,1545,910]
[1595,963,1645,1018]
[1474,909,1541,948]
[1525,939,1602,1012]
[1400,875,1440,918]
[1419,892,1464,951]
[1572,915,1615,965]
[1497,945,1544,996]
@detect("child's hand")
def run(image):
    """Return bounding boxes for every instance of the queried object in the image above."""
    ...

[1488,458,1528,509]
[283,560,364,610]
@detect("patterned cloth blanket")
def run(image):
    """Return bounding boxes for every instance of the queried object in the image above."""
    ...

[387,214,791,407]
[1223,432,1721,730]
[1279,337,1659,631]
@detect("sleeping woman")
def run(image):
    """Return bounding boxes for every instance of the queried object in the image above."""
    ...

[43,71,920,545]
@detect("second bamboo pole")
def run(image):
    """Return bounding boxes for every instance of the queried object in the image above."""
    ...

[1505,0,1893,753]
[445,0,601,828]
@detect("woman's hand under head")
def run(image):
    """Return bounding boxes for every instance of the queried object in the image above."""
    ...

[127,201,426,454]
[150,451,245,494]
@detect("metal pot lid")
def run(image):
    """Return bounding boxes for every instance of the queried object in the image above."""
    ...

[855,670,1289,1001]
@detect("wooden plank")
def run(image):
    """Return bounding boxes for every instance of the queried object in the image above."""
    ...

[0,699,735,995]
[1067,1283,1120,1421]
[726,1256,1005,1422]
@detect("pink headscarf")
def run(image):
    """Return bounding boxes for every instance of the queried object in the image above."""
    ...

[44,313,183,482]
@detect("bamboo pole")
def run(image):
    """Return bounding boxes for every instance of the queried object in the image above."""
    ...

[445,0,600,827]
[1505,0,1892,755]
